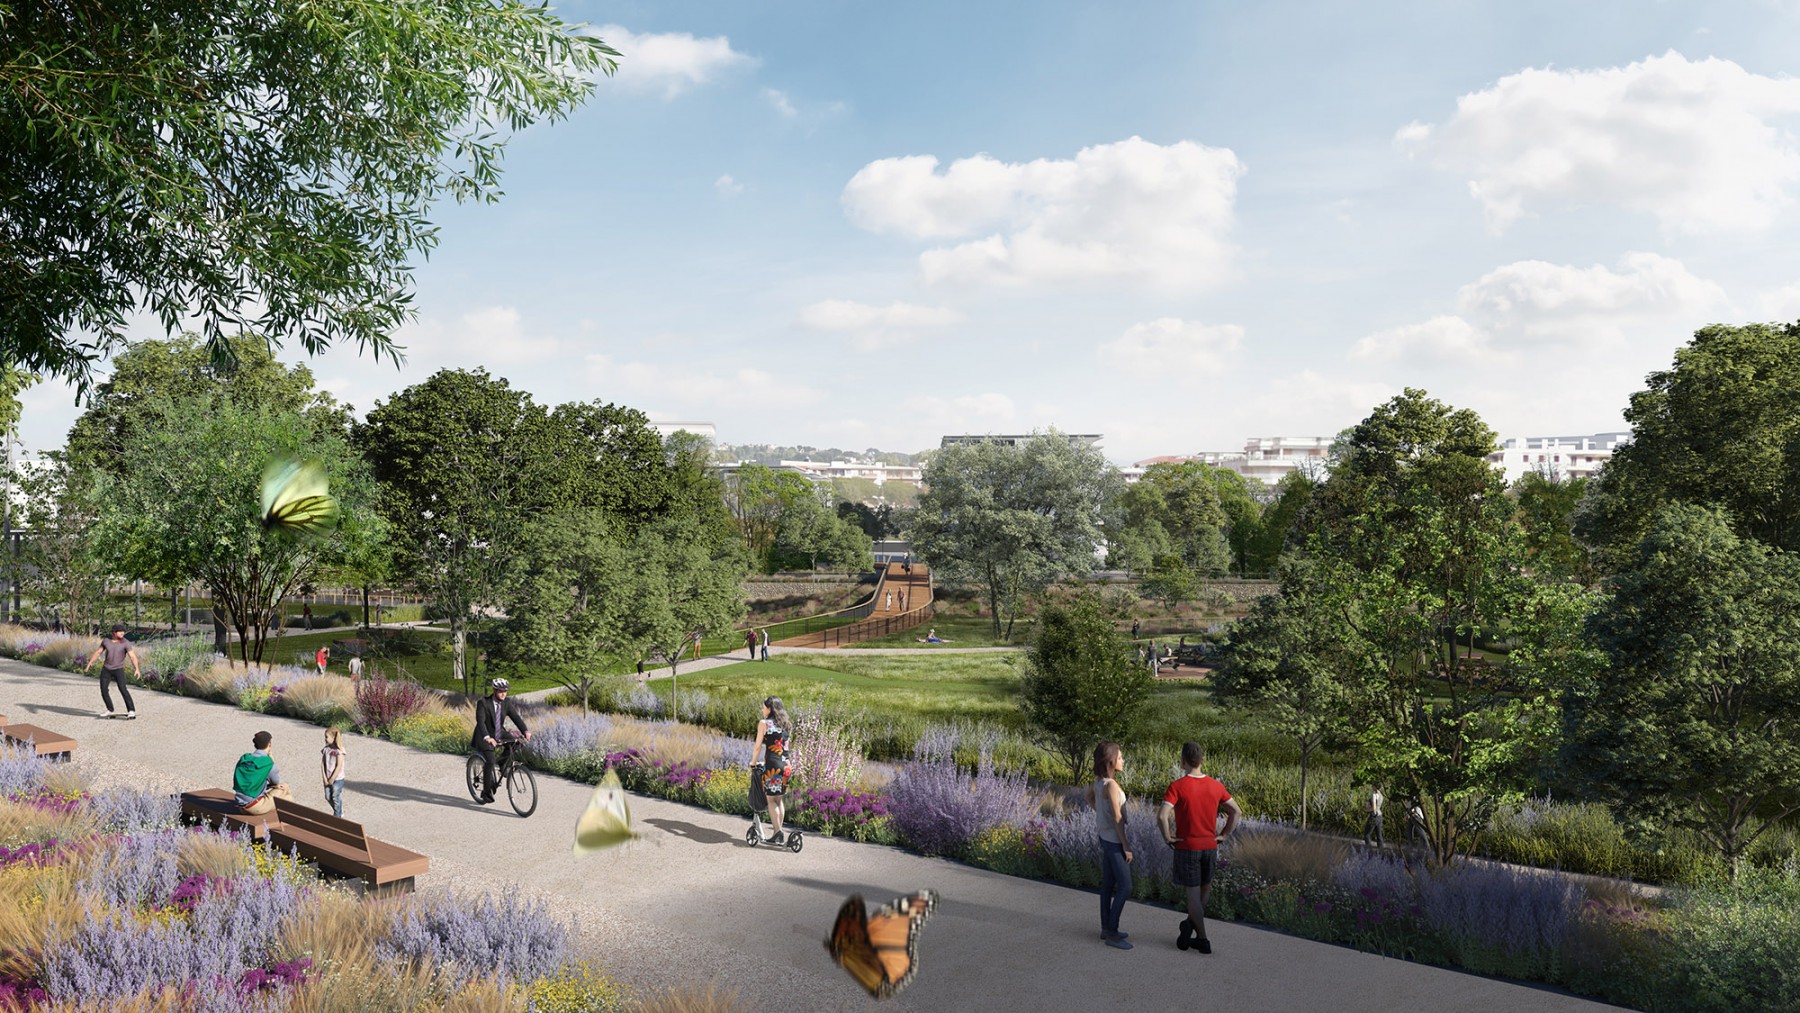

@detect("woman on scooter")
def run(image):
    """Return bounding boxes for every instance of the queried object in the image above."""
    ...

[750,696,793,846]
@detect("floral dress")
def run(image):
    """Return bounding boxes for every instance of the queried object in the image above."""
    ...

[761,722,791,797]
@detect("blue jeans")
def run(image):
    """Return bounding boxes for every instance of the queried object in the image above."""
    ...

[1099,838,1131,935]
[324,781,344,818]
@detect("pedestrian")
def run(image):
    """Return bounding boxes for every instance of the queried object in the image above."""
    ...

[1131,618,1141,640]
[1158,741,1242,954]
[884,590,893,611]
[302,603,313,630]
[903,553,912,574]
[320,727,347,818]
[347,654,364,682]
[1147,642,1159,674]
[1408,799,1430,852]
[1084,741,1134,949]
[83,626,141,719]
[234,730,291,816]
[749,696,794,845]
[759,628,770,661]
[314,644,330,676]
[744,628,758,659]
[1362,783,1385,848]
[898,590,907,611]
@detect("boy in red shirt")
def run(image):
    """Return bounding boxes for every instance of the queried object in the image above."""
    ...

[1159,741,1241,954]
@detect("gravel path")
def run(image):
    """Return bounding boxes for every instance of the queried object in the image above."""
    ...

[2,658,1612,1012]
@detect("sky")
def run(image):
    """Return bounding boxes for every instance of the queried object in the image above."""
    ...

[17,0,1800,464]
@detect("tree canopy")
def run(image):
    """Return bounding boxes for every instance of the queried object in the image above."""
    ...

[1,0,616,385]
[1020,591,1151,781]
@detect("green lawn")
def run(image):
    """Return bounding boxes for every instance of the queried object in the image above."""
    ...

[245,629,563,694]
[845,615,1032,649]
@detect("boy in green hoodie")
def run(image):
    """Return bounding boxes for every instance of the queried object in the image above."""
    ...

[234,730,291,815]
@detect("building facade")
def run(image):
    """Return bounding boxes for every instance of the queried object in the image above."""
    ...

[1486,432,1629,484]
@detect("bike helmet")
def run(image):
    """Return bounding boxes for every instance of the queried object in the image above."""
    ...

[490,678,510,692]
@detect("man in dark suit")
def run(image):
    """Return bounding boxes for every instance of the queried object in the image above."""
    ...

[471,678,531,804]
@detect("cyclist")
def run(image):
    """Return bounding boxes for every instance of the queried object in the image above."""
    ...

[471,677,531,805]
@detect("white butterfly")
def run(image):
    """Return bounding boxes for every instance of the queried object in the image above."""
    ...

[573,769,640,854]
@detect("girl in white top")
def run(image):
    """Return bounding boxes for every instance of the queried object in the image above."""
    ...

[1083,741,1133,949]
[321,728,347,818]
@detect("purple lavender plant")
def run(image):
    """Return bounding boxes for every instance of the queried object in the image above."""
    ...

[0,840,60,869]
[80,829,187,909]
[89,786,183,834]
[1418,860,1580,964]
[523,712,612,769]
[0,741,49,797]
[377,890,570,987]
[886,727,1036,857]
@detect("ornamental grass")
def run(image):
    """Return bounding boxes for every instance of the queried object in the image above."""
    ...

[277,676,358,726]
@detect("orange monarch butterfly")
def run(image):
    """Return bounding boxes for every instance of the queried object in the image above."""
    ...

[823,890,937,999]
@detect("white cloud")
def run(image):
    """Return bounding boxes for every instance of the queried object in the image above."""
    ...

[798,299,962,350]
[1353,253,1727,365]
[841,136,1244,290]
[1757,282,1800,321]
[584,354,822,409]
[1100,318,1243,374]
[715,174,745,196]
[899,392,1019,433]
[401,305,562,365]
[1400,51,1800,233]
[596,24,755,98]
[762,87,798,117]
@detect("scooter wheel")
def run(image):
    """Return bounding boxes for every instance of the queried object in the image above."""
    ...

[745,825,760,847]
[787,832,804,853]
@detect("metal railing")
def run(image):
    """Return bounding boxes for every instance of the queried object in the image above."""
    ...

[802,601,935,648]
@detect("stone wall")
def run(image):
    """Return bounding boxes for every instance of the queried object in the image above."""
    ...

[741,574,878,601]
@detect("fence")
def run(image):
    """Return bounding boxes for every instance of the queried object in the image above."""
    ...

[783,602,935,649]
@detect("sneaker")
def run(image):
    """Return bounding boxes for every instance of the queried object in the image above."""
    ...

[97,710,113,719]
[1176,919,1194,951]
[769,831,787,847]
[125,711,137,720]
[1196,936,1212,955]
[1104,936,1133,950]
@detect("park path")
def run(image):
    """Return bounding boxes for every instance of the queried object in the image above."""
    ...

[0,658,1615,1012]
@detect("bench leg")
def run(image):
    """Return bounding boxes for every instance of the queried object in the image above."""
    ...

[366,878,415,898]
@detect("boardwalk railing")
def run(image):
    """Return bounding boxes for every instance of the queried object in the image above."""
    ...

[786,601,934,649]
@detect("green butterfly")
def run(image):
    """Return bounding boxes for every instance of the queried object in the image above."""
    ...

[260,456,341,537]
[573,768,640,854]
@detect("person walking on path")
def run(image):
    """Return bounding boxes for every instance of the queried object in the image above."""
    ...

[884,590,893,612]
[1362,784,1385,848]
[1158,741,1242,954]
[1084,741,1134,949]
[1131,618,1141,640]
[759,628,770,661]
[302,603,313,630]
[234,730,291,816]
[744,629,758,660]
[898,590,907,612]
[1407,799,1430,853]
[750,696,794,846]
[347,654,364,682]
[314,645,330,676]
[320,727,348,818]
[83,626,140,719]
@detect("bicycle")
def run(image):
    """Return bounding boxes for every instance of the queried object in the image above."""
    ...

[466,735,538,817]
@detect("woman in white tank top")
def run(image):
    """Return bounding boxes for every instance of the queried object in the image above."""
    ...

[1083,741,1134,948]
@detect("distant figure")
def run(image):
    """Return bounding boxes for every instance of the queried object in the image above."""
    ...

[347,654,365,682]
[744,628,758,659]
[1362,784,1385,848]
[904,554,912,574]
[315,645,330,676]
[302,603,313,630]
[1407,800,1430,852]
[898,590,907,611]
[921,628,944,644]
[759,628,770,661]
[885,591,894,611]
[1131,619,1141,640]
[83,626,140,720]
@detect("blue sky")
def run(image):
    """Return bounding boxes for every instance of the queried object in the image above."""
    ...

[19,0,1800,462]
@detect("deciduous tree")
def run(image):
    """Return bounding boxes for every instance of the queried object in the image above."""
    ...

[1020,592,1151,781]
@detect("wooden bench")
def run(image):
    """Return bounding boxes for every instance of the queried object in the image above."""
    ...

[180,787,284,841]
[268,797,429,896]
[3,723,77,759]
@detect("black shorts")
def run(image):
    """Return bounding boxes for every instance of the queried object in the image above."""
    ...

[1172,847,1216,888]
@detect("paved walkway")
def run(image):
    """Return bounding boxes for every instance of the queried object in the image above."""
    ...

[0,658,1613,1011]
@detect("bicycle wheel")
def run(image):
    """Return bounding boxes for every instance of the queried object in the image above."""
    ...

[506,764,538,817]
[465,754,485,802]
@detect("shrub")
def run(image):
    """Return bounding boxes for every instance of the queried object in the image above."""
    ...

[1416,860,1581,980]
[794,788,894,842]
[378,891,570,988]
[695,768,754,817]
[279,677,358,725]
[181,660,239,700]
[355,677,435,735]
[1226,822,1350,885]
[140,635,213,685]
[89,787,182,835]
[1654,865,1800,1012]
[389,712,474,754]
[525,960,632,1013]
[790,698,864,796]
[886,728,1036,858]
[525,712,612,767]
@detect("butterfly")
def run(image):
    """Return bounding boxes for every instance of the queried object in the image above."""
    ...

[824,889,937,999]
[573,768,639,854]
[260,456,341,537]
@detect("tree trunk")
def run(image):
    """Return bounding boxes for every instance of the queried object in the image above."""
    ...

[361,584,371,630]
[453,622,467,694]
[1298,745,1310,830]
[986,564,1002,639]
[212,607,229,656]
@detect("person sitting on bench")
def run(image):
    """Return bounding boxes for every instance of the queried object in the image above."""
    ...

[234,730,292,816]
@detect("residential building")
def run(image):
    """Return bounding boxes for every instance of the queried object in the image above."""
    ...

[1124,437,1332,489]
[779,460,924,487]
[940,433,1103,448]
[1487,432,1629,484]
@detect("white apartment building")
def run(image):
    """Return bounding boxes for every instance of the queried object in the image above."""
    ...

[778,460,924,487]
[1126,437,1333,489]
[1487,432,1629,484]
